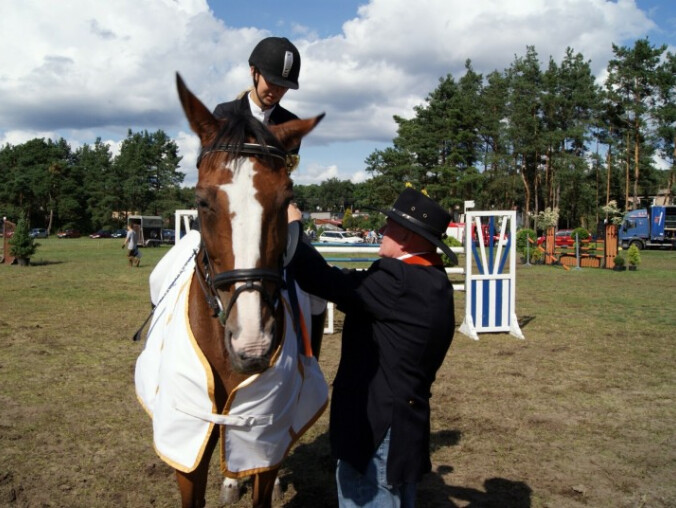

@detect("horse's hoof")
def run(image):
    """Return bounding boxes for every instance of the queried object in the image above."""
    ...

[272,477,282,502]
[219,478,241,505]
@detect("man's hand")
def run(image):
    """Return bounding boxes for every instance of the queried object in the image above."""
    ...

[287,203,302,223]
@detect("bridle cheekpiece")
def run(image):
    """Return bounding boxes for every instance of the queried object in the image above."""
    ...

[194,141,288,327]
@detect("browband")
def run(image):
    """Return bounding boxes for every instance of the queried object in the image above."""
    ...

[197,142,298,172]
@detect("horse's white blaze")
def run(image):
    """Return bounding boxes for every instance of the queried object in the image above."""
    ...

[220,158,270,356]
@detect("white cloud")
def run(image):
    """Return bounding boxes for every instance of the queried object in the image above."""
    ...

[174,130,201,187]
[349,170,369,184]
[293,162,339,185]
[0,129,56,147]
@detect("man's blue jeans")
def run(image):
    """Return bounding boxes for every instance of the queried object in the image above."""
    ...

[336,428,417,507]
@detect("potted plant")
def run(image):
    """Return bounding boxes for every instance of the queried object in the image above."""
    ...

[530,248,544,265]
[9,214,39,266]
[612,253,626,271]
[626,244,641,271]
[516,228,537,263]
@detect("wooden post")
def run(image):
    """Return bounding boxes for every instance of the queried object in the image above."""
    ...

[544,227,555,265]
[604,224,618,269]
[2,219,16,265]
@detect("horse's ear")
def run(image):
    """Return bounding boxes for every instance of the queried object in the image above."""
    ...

[176,73,220,146]
[269,113,325,151]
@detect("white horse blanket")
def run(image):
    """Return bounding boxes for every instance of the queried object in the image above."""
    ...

[135,231,328,475]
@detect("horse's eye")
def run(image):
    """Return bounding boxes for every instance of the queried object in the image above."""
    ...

[197,198,209,210]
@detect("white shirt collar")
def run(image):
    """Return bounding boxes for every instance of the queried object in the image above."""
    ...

[397,252,427,260]
[247,92,275,125]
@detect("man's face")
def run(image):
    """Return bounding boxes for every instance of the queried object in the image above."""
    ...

[252,68,288,108]
[378,219,408,258]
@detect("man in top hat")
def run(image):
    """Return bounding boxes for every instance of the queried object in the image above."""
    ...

[286,188,456,507]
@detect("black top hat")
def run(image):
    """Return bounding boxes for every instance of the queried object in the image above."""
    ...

[381,188,458,266]
[248,37,301,90]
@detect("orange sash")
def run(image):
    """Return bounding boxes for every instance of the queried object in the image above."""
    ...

[399,252,443,266]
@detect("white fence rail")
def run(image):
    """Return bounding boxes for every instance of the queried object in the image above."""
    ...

[314,244,465,335]
[173,209,522,340]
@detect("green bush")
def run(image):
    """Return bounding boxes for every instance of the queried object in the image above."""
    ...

[441,236,462,267]
[627,244,641,266]
[516,228,537,254]
[530,248,544,264]
[571,227,590,241]
[571,227,591,251]
[9,214,39,260]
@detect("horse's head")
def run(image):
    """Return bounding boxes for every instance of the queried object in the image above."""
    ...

[176,73,323,374]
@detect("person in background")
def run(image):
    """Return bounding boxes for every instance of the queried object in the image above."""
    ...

[287,188,457,507]
[122,224,140,268]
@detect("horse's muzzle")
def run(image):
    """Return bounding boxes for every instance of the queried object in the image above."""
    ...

[224,321,277,375]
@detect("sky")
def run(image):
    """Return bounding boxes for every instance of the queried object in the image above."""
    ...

[0,0,675,188]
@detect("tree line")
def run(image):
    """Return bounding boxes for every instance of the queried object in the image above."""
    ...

[1,39,673,234]
[0,130,192,233]
[298,39,674,231]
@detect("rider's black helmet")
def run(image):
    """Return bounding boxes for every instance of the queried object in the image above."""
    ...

[248,37,301,90]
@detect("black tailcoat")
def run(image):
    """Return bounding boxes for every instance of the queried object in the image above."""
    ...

[289,241,455,484]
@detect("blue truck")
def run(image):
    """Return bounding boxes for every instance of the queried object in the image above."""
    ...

[618,205,676,249]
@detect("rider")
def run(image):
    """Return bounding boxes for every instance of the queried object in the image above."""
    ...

[213,36,301,146]
[213,36,327,358]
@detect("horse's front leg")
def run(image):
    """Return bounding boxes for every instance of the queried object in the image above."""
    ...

[175,426,219,508]
[251,468,281,508]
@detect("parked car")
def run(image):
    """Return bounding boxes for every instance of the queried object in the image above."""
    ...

[57,229,81,238]
[110,229,127,238]
[318,231,364,244]
[89,230,112,239]
[537,229,590,247]
[29,228,48,238]
[162,229,176,243]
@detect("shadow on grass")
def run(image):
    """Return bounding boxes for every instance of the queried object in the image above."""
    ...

[420,469,532,507]
[280,431,336,507]
[517,315,536,328]
[424,429,532,507]
[24,260,65,266]
[281,428,530,507]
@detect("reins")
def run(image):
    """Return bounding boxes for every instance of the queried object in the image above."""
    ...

[193,245,283,327]
[132,248,197,342]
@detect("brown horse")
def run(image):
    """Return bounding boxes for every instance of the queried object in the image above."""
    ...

[165,74,324,507]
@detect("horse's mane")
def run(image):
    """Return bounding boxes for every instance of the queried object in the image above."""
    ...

[210,111,285,165]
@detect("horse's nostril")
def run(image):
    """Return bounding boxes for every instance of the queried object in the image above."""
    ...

[224,327,233,351]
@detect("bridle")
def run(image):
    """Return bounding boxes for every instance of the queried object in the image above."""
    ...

[196,142,299,172]
[195,249,283,327]
[193,141,289,327]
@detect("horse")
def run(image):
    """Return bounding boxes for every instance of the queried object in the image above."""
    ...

[135,74,326,508]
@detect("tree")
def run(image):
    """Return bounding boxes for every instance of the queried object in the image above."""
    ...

[75,139,115,231]
[541,48,599,219]
[654,50,676,201]
[9,213,38,264]
[605,38,666,208]
[506,46,544,228]
[113,129,184,218]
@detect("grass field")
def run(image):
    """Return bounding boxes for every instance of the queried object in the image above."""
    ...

[1,238,674,507]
